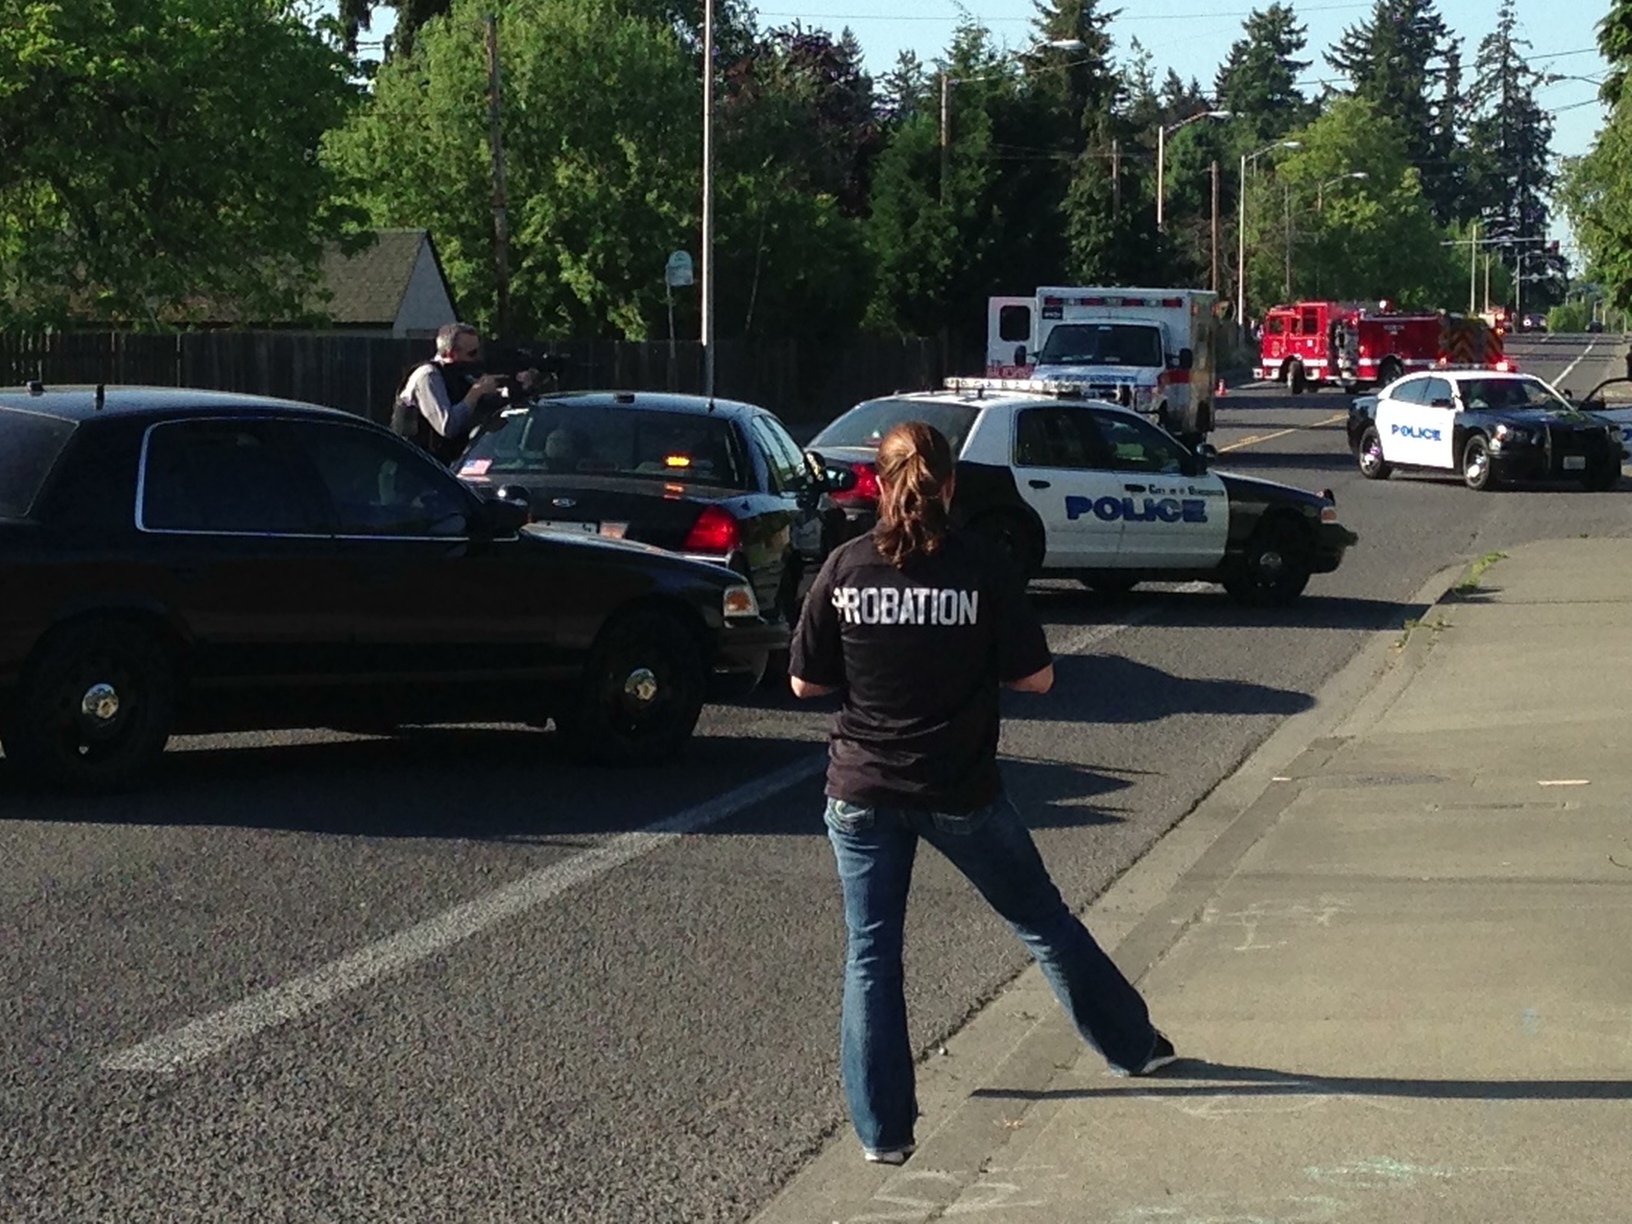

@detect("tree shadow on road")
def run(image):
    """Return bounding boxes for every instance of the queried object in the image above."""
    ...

[1029,586,1429,634]
[1002,654,1315,725]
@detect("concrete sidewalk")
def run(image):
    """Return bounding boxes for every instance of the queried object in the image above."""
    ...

[753,539,1632,1224]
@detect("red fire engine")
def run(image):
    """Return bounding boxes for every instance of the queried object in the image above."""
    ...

[1255,300,1513,393]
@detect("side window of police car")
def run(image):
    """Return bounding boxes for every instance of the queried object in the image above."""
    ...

[140,420,320,535]
[289,422,470,537]
[1421,377,1456,410]
[1088,411,1190,476]
[1388,377,1429,406]
[1013,408,1108,469]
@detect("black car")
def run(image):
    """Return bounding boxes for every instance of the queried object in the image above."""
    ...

[455,391,853,629]
[0,385,785,791]
[1347,370,1623,491]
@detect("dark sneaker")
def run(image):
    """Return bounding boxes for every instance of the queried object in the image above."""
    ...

[864,1145,915,1165]
[1131,1031,1178,1076]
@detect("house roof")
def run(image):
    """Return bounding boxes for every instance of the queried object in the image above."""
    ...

[318,228,450,326]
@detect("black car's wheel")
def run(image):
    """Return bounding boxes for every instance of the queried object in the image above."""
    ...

[968,511,1043,579]
[1356,425,1392,480]
[1377,357,1403,387]
[1583,460,1621,491]
[1222,516,1313,606]
[556,610,706,766]
[1079,574,1139,597]
[1462,434,1499,491]
[5,619,176,792]
[1288,362,1307,394]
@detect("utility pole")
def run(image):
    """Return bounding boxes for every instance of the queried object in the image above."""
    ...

[701,0,715,398]
[939,73,951,205]
[484,15,510,338]
[1283,184,1292,299]
[1111,139,1121,214]
[1210,160,1220,293]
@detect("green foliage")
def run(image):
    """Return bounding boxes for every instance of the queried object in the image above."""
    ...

[1244,97,1458,311]
[1559,108,1632,310]
[1214,4,1312,143]
[0,0,363,328]
[1547,300,1590,333]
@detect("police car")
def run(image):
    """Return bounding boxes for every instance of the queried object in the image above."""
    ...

[809,378,1357,605]
[1348,369,1624,491]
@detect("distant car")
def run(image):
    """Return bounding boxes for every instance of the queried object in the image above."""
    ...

[1587,320,1606,334]
[808,379,1356,605]
[454,391,854,638]
[1348,370,1624,491]
[0,386,784,791]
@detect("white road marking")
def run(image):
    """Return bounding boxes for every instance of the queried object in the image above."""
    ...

[100,755,825,1073]
[1556,338,1598,388]
[101,583,1202,1075]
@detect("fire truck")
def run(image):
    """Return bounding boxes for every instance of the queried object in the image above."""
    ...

[986,287,1219,445]
[1255,300,1512,394]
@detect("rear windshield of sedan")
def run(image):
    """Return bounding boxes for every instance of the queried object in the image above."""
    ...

[461,401,752,489]
[812,398,981,453]
[0,407,77,518]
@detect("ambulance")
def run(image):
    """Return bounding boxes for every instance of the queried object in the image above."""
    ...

[986,287,1219,446]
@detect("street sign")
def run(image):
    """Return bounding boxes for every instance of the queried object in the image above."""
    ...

[665,250,694,288]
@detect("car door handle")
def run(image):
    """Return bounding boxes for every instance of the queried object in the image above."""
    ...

[1123,483,1147,493]
[1028,479,1051,489]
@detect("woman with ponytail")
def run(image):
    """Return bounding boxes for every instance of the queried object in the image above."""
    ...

[790,420,1175,1166]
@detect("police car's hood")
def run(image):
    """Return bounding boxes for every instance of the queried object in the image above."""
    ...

[1214,470,1329,511]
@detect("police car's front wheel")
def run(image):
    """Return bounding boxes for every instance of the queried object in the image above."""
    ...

[1222,518,1312,606]
[1462,435,1499,491]
[1356,426,1391,480]
[556,611,706,766]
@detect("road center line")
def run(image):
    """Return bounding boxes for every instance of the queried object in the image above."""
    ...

[100,755,826,1074]
[101,584,1183,1075]
[1219,413,1347,453]
[1556,339,1597,388]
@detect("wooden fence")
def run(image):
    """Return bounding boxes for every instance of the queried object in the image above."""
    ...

[0,331,968,428]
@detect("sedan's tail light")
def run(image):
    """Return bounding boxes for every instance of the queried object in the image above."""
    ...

[682,504,742,554]
[828,462,881,506]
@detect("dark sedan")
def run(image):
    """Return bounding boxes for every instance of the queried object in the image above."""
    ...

[0,385,785,792]
[455,391,852,630]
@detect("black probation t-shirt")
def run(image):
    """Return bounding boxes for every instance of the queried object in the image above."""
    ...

[791,531,1053,814]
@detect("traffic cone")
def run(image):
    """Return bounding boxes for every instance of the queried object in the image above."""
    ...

[1215,377,1227,397]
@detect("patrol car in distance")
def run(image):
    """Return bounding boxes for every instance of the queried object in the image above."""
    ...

[809,378,1357,605]
[1348,369,1624,491]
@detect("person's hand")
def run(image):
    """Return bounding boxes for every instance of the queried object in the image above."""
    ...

[468,374,502,402]
[517,368,543,391]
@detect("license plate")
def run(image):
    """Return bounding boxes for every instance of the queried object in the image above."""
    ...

[535,519,599,533]
[1563,455,1586,471]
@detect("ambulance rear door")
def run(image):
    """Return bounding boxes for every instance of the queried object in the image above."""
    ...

[986,297,1035,376]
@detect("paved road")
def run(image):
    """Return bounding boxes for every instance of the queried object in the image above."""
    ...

[3,333,1630,1222]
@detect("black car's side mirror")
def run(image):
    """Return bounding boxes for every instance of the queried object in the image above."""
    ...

[495,484,532,509]
[482,489,531,535]
[1191,442,1219,471]
[1177,347,1195,371]
[1013,344,1028,366]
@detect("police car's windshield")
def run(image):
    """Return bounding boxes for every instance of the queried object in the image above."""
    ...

[1457,377,1571,413]
[1037,324,1164,368]
[813,398,982,452]
[0,407,77,519]
[461,400,752,488]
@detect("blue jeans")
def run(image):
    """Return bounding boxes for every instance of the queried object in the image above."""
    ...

[824,794,1159,1153]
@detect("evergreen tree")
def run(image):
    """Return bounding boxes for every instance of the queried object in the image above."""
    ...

[877,51,930,125]
[1213,4,1311,143]
[1327,0,1459,223]
[1466,0,1558,309]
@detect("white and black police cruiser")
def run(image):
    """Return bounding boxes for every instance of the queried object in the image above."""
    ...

[1348,368,1624,491]
[810,377,1357,605]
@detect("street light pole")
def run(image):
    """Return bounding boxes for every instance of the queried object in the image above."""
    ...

[1316,170,1368,212]
[701,0,715,399]
[1236,139,1301,327]
[1156,109,1230,231]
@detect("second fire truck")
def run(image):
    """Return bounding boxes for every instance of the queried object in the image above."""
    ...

[1255,300,1513,393]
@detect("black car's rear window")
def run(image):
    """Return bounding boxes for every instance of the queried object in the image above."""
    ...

[460,400,752,489]
[0,406,78,519]
[812,398,982,454]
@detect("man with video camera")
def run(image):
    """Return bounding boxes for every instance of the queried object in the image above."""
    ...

[392,322,541,465]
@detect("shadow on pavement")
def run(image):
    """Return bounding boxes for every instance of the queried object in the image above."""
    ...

[1030,587,1430,633]
[1005,655,1315,724]
[971,1060,1632,1102]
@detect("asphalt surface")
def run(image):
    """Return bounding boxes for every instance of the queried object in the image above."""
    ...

[2,332,1627,1222]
